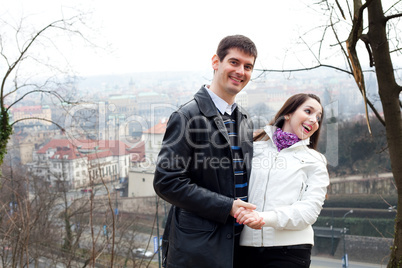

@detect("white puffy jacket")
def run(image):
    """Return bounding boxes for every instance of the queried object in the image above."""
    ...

[240,125,329,247]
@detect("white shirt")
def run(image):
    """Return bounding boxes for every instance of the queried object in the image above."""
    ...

[204,85,237,115]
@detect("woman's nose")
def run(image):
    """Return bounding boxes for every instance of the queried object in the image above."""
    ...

[310,116,317,124]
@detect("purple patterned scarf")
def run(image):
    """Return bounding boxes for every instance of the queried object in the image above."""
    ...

[273,128,300,152]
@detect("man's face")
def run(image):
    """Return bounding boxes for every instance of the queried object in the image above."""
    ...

[212,48,255,101]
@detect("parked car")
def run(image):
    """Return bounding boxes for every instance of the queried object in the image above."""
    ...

[133,248,153,258]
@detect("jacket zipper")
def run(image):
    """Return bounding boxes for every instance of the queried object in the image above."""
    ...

[261,151,280,246]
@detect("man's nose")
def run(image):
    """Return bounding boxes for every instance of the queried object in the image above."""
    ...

[236,65,245,75]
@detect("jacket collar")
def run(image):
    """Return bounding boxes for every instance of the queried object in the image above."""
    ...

[194,86,249,119]
[194,86,219,117]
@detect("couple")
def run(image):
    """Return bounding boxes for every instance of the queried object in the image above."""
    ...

[153,35,330,268]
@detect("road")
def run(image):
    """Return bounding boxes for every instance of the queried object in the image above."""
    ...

[311,256,384,268]
[26,254,383,268]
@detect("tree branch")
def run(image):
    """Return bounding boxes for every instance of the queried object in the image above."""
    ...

[384,0,402,14]
[1,15,82,109]
[1,20,59,107]
[329,10,354,72]
[360,34,374,67]
[390,47,402,54]
[319,24,333,60]
[335,0,346,19]
[255,64,386,126]
[385,13,402,22]
[255,64,352,75]
[347,0,375,45]
[366,98,386,126]
[346,0,353,21]
[6,89,79,113]
[345,0,375,134]
[10,117,65,131]
[4,83,40,100]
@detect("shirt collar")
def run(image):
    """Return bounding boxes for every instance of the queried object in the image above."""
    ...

[204,85,237,115]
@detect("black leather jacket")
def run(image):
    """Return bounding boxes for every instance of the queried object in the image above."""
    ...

[154,86,253,268]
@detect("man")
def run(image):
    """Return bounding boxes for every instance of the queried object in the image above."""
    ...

[154,35,259,268]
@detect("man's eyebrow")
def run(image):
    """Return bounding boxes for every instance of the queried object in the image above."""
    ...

[227,57,254,66]
[227,57,239,61]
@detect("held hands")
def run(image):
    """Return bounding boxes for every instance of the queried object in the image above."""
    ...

[231,199,265,230]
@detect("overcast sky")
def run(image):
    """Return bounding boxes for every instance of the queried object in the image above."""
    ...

[2,0,344,76]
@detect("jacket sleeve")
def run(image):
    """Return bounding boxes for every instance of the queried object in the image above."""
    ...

[260,153,329,230]
[153,111,233,224]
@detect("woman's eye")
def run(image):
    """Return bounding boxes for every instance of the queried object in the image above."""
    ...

[305,109,311,114]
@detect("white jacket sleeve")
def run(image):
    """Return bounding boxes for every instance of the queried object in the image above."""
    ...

[259,156,329,230]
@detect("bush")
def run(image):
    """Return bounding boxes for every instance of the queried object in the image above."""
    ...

[324,194,397,209]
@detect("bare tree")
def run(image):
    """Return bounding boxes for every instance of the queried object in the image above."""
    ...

[257,0,401,265]
[0,158,62,268]
[0,10,92,167]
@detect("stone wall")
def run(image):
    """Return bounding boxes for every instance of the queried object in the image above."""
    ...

[328,173,395,195]
[313,234,392,265]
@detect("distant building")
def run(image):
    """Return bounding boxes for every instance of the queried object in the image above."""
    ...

[235,91,249,109]
[128,140,146,167]
[105,114,130,141]
[127,168,155,197]
[141,118,168,165]
[128,118,168,197]
[59,102,102,141]
[9,129,60,164]
[29,138,132,189]
[250,87,291,112]
[107,94,137,115]
[136,91,170,119]
[11,105,52,126]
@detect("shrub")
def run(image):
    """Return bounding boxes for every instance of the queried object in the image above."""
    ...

[324,194,397,209]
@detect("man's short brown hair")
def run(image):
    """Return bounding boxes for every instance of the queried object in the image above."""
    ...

[216,35,257,63]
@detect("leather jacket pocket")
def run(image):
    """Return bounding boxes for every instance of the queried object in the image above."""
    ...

[177,209,216,232]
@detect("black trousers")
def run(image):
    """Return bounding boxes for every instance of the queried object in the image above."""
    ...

[233,234,242,268]
[236,244,312,268]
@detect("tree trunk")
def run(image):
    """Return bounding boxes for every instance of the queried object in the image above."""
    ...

[0,108,12,167]
[367,1,402,266]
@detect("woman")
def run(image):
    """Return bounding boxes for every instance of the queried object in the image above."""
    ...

[235,93,330,268]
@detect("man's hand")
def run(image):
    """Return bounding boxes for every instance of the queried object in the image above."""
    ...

[230,198,256,217]
[235,208,265,230]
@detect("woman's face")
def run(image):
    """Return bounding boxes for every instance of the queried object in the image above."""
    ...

[282,98,323,140]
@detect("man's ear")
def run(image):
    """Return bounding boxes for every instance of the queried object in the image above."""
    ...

[212,54,219,71]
